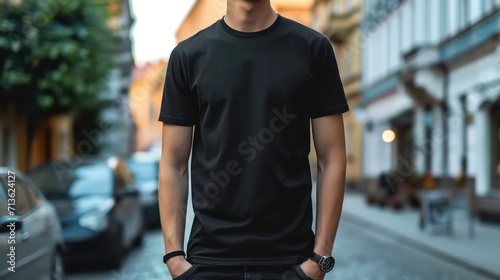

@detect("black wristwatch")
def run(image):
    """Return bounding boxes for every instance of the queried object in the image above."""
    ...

[310,252,335,273]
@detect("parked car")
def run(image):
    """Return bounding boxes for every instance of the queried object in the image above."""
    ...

[29,157,144,268]
[0,168,65,280]
[126,152,160,227]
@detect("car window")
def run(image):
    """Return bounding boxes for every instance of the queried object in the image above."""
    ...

[29,162,113,199]
[18,177,42,208]
[68,165,113,197]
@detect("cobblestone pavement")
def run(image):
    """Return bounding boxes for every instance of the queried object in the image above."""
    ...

[66,218,492,280]
[328,218,492,280]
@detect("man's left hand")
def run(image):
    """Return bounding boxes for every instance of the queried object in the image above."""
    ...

[300,259,325,280]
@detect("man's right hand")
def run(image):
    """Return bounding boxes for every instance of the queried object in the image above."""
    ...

[166,256,193,278]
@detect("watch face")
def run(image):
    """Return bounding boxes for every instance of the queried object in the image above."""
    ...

[319,256,335,272]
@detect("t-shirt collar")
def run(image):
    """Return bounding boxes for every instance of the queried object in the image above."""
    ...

[220,14,282,38]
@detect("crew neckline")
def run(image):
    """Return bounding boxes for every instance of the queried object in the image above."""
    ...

[220,14,282,38]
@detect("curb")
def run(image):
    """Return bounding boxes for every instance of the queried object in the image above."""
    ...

[341,211,500,280]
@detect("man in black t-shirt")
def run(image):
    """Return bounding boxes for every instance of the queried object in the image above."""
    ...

[158,1,348,279]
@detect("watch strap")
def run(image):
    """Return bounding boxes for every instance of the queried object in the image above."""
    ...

[311,252,322,263]
[163,250,185,264]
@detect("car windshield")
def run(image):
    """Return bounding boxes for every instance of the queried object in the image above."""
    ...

[30,163,113,200]
[127,160,158,181]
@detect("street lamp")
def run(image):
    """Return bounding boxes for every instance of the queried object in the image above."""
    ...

[382,129,396,143]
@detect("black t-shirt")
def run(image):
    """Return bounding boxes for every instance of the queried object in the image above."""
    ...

[159,15,348,266]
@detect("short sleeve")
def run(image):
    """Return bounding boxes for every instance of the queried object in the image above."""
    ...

[309,37,349,118]
[158,46,199,126]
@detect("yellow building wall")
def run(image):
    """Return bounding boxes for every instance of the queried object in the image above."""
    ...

[30,114,74,170]
[312,0,363,184]
[0,105,73,172]
[130,61,166,151]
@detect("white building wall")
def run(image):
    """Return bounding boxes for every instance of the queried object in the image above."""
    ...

[364,122,393,177]
[362,35,370,84]
[449,52,500,103]
[364,88,414,122]
[446,97,465,177]
[388,15,399,72]
[373,27,383,82]
[361,0,499,186]
[448,48,500,194]
[467,119,476,178]
[429,0,440,44]
[380,22,388,76]
[363,0,497,91]
[447,0,459,37]
[475,107,492,195]
[470,0,482,23]
[413,0,425,46]
[401,2,412,53]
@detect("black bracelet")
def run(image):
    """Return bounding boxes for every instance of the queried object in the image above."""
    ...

[163,251,186,264]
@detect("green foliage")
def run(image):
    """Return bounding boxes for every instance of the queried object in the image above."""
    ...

[0,0,118,116]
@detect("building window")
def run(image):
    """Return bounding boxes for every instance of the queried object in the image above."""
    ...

[492,103,500,194]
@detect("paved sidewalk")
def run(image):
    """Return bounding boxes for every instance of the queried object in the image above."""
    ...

[341,192,500,279]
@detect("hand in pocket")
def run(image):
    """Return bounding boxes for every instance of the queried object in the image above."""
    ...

[298,259,324,280]
[166,257,193,278]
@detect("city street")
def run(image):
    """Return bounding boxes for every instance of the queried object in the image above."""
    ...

[66,217,492,280]
[4,1,500,280]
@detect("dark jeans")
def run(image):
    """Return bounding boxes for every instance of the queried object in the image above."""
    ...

[172,263,313,280]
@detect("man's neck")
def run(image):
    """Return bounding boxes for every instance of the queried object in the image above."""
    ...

[225,0,278,33]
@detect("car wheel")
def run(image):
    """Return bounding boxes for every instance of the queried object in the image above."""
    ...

[51,250,65,280]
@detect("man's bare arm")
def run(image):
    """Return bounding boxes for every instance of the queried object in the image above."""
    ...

[301,114,346,279]
[159,123,193,276]
[312,114,347,256]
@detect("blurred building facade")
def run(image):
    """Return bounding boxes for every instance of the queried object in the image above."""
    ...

[1,0,134,172]
[358,0,500,219]
[176,0,314,42]
[95,0,135,158]
[0,107,74,172]
[129,61,166,151]
[312,0,363,188]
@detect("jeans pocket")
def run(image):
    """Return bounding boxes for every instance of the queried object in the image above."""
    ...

[293,265,313,280]
[172,264,199,280]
